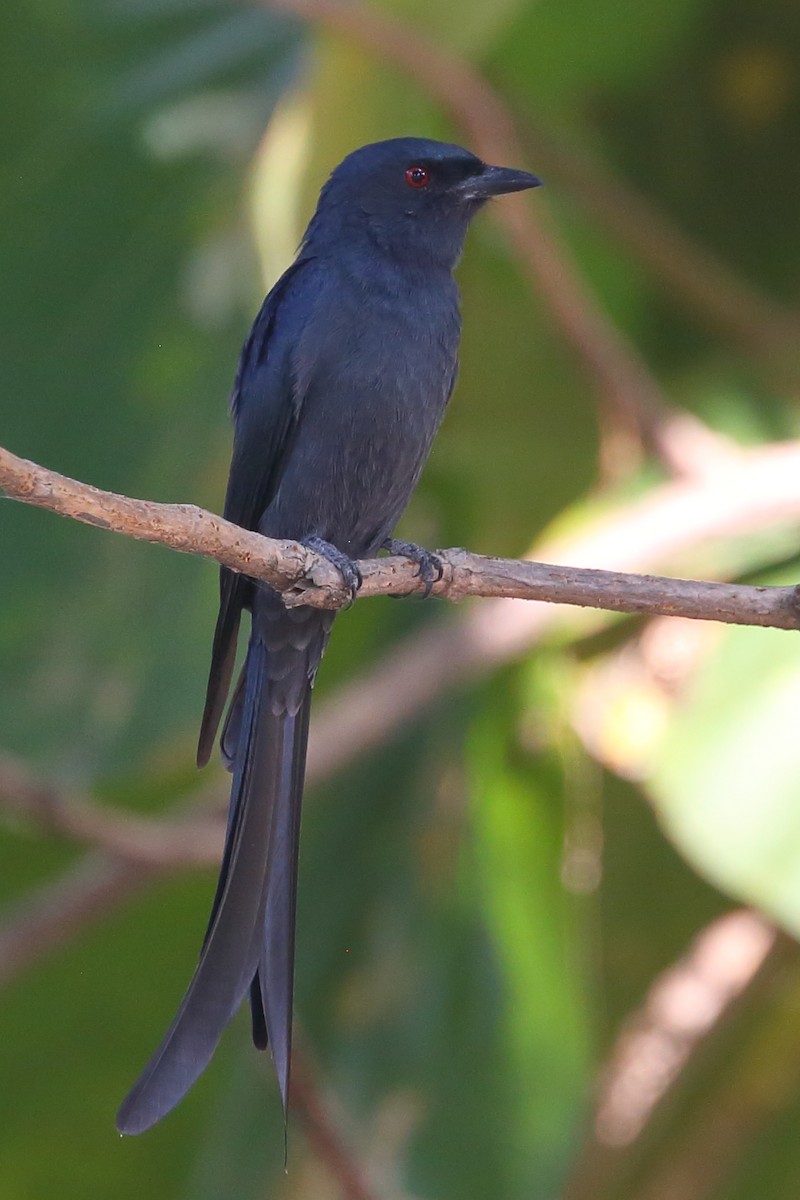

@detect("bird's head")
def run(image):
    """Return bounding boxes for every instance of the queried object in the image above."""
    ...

[303,137,541,270]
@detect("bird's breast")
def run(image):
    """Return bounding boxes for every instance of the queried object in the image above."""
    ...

[265,281,460,555]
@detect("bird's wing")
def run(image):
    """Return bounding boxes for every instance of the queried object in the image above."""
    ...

[197,256,315,767]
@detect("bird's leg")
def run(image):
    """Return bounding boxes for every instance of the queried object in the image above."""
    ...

[302,536,363,605]
[381,537,444,598]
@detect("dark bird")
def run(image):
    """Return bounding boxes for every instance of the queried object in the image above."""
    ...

[117,137,540,1135]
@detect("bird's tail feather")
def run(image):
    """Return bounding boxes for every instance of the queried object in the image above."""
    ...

[254,684,311,1109]
[116,637,310,1135]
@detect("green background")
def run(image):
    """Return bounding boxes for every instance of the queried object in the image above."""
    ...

[3,0,800,1196]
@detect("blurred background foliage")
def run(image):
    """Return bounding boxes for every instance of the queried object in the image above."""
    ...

[3,0,800,1197]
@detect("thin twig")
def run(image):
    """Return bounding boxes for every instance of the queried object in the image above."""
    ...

[4,443,800,627]
[3,434,800,874]
[3,435,800,980]
[6,433,800,880]
[3,424,800,970]
[304,434,800,780]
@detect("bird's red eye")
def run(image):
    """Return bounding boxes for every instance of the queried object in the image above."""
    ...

[405,165,430,189]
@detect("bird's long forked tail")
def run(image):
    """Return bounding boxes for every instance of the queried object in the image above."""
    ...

[116,638,312,1135]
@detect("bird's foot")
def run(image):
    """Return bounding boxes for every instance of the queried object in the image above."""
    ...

[382,538,444,598]
[302,536,363,606]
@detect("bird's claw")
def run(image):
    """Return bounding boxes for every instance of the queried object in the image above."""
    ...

[303,536,363,606]
[382,538,444,598]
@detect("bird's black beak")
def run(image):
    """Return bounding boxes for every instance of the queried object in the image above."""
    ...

[456,163,542,202]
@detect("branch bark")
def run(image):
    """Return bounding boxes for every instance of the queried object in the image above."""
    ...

[4,434,800,984]
[3,443,800,629]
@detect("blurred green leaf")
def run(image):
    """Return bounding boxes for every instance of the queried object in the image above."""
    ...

[651,618,800,938]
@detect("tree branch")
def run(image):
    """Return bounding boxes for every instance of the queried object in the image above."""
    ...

[3,442,800,629]
[4,433,800,987]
